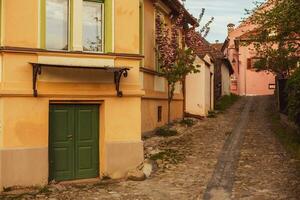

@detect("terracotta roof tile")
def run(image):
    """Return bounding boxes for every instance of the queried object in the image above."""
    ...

[186,32,224,59]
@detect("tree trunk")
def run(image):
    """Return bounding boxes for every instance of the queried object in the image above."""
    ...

[167,84,171,125]
[182,78,186,120]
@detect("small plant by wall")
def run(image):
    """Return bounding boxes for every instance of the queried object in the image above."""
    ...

[155,126,178,137]
[180,118,195,127]
[286,69,300,128]
[215,94,240,111]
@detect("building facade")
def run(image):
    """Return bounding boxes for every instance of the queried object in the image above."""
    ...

[0,0,144,189]
[140,0,197,133]
[224,23,275,96]
[211,43,234,99]
[186,54,214,117]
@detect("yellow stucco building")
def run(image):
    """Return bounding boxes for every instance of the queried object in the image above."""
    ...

[140,0,198,134]
[0,0,144,189]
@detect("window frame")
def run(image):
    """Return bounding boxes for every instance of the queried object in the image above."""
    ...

[247,57,262,70]
[41,0,71,51]
[0,0,2,46]
[82,0,105,53]
[41,0,113,53]
[157,106,162,122]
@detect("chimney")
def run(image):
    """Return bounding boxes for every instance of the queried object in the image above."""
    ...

[227,23,235,35]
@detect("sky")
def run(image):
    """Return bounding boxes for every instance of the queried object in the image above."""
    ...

[184,0,256,43]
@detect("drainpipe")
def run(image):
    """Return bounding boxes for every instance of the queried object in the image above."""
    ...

[244,57,247,96]
[244,47,247,96]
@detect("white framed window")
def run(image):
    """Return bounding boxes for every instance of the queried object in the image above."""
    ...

[82,0,104,52]
[46,0,69,50]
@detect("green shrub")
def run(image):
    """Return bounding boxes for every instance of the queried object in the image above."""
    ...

[287,69,300,127]
[180,118,195,127]
[155,126,177,137]
[149,149,183,163]
[270,110,300,160]
[207,110,217,118]
[215,93,239,111]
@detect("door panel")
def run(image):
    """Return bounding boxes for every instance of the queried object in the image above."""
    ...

[75,105,99,179]
[49,105,75,181]
[49,104,99,181]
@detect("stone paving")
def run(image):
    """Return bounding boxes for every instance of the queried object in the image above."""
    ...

[203,97,254,200]
[1,96,299,200]
[231,96,300,200]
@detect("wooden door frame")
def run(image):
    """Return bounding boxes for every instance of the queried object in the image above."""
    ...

[48,102,101,182]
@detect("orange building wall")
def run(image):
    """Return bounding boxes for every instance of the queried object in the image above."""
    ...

[141,0,184,133]
[0,0,144,189]
[3,0,39,48]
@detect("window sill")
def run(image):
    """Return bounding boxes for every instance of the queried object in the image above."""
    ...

[0,46,144,59]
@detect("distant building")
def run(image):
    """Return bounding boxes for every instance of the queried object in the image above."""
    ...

[185,35,233,117]
[211,43,234,100]
[223,23,275,96]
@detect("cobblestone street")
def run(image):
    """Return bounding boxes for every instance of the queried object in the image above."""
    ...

[231,96,300,200]
[1,96,299,200]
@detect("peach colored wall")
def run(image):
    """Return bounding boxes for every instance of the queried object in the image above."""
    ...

[115,0,140,54]
[141,99,183,133]
[144,0,156,69]
[227,24,275,96]
[2,0,39,48]
[140,0,184,133]
[0,0,144,189]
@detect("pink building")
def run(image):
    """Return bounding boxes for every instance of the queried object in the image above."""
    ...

[223,23,275,96]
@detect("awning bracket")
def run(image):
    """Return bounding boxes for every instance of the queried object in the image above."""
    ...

[30,63,130,97]
[32,63,42,97]
[114,68,129,97]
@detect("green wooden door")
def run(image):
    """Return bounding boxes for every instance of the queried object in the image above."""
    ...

[49,104,99,181]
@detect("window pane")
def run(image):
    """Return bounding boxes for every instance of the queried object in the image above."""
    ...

[46,0,68,50]
[83,1,103,52]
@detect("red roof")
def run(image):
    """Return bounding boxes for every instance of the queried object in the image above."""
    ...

[162,0,198,26]
[186,32,224,59]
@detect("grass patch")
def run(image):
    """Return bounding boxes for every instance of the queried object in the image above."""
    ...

[180,118,195,127]
[155,126,178,137]
[215,94,240,111]
[150,149,183,164]
[270,110,300,160]
[207,110,217,118]
[37,186,52,195]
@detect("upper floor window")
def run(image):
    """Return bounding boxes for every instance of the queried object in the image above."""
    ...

[247,57,261,70]
[46,0,69,50]
[83,0,104,52]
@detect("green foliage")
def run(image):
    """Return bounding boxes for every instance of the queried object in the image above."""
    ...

[270,109,300,160]
[245,0,300,77]
[207,110,217,118]
[286,68,300,127]
[162,48,200,93]
[149,149,183,164]
[155,8,201,123]
[215,94,240,111]
[180,118,195,127]
[155,126,178,137]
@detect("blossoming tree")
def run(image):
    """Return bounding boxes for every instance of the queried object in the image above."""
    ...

[155,6,213,124]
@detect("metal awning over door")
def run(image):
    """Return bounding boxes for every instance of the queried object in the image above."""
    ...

[29,62,131,97]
